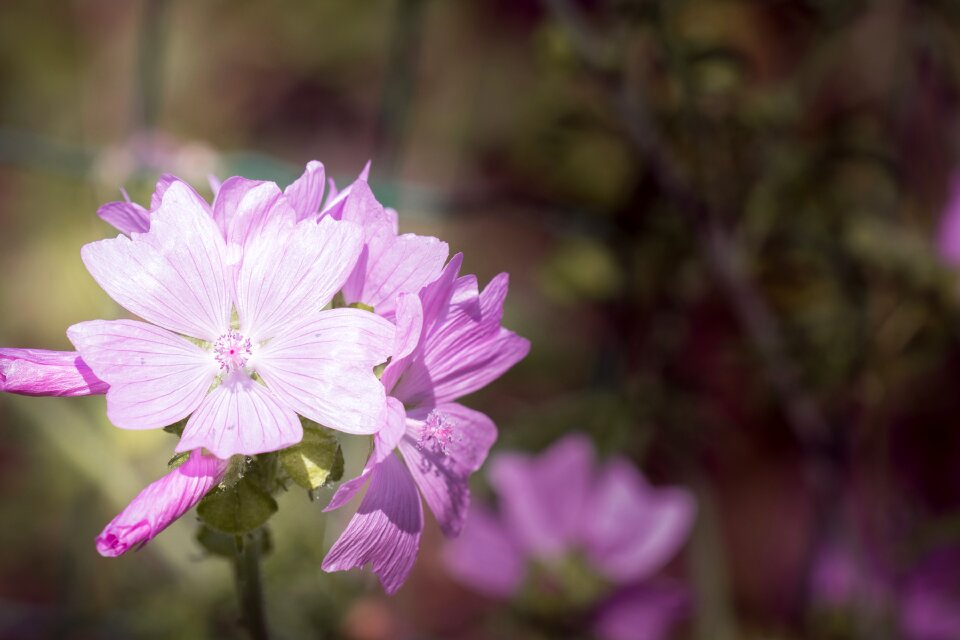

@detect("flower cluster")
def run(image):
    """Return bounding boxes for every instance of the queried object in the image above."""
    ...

[443,434,696,640]
[0,160,529,593]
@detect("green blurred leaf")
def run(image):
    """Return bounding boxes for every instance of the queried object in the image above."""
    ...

[279,421,344,490]
[197,477,278,535]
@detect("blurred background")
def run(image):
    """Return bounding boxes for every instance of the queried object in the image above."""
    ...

[2,0,960,638]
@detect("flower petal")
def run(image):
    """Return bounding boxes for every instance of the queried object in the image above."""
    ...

[81,181,232,341]
[67,320,217,430]
[391,270,530,407]
[96,450,228,557]
[211,177,297,250]
[398,403,496,536]
[392,293,423,363]
[442,504,525,598]
[488,434,595,557]
[235,216,361,342]
[583,458,696,584]
[322,454,423,595]
[324,396,406,513]
[176,372,302,458]
[593,583,689,640]
[97,201,150,234]
[284,160,326,221]
[254,308,393,434]
[0,348,108,397]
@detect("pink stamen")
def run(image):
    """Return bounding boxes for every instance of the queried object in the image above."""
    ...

[418,409,458,455]
[213,330,252,372]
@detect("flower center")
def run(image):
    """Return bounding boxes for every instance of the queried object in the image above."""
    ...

[213,330,253,372]
[418,409,458,455]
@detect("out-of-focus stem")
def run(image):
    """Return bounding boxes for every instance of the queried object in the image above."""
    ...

[233,530,271,640]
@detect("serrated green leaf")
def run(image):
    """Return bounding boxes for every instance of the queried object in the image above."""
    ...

[279,422,344,490]
[197,477,278,534]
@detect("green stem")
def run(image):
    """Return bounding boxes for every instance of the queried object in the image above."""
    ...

[233,530,270,640]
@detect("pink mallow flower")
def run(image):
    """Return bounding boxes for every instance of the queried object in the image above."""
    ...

[0,348,107,396]
[96,449,229,557]
[321,253,530,594]
[67,177,395,458]
[443,434,697,640]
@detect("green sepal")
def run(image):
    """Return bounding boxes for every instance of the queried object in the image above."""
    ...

[347,301,375,313]
[331,292,346,309]
[196,476,278,535]
[167,451,190,469]
[196,524,272,558]
[162,418,187,437]
[279,420,344,490]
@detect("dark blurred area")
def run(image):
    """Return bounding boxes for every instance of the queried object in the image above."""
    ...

[3,0,960,638]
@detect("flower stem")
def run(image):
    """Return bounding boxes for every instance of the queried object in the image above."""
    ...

[233,530,270,640]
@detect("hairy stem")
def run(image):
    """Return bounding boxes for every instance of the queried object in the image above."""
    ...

[233,530,270,640]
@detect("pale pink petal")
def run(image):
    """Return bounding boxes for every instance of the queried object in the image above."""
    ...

[391,271,530,407]
[97,201,150,234]
[488,434,595,558]
[318,163,371,221]
[392,293,423,363]
[254,308,393,434]
[211,177,297,250]
[149,173,181,210]
[442,504,525,598]
[0,348,108,397]
[67,320,218,430]
[324,397,406,512]
[176,372,302,458]
[284,160,326,221]
[583,459,696,584]
[398,403,496,536]
[96,450,228,557]
[208,174,222,196]
[81,181,231,341]
[235,216,362,342]
[322,454,423,595]
[593,583,689,640]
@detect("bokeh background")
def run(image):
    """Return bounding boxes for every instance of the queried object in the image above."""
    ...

[2,1,960,638]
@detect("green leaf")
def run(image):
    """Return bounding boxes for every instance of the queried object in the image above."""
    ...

[279,421,344,490]
[197,477,278,534]
[196,524,272,558]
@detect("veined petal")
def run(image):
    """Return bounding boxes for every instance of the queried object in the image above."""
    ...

[235,216,362,343]
[391,271,530,406]
[81,181,232,341]
[67,320,217,430]
[0,348,108,397]
[442,504,525,598]
[97,201,150,235]
[211,177,296,250]
[255,308,393,434]
[324,397,406,513]
[322,454,423,595]
[96,450,228,557]
[583,459,696,584]
[149,173,184,211]
[488,434,595,558]
[593,583,689,640]
[176,372,302,459]
[398,403,496,536]
[391,293,423,364]
[284,160,326,221]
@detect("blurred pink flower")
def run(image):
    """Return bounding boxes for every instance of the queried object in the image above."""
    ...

[901,549,960,640]
[0,348,107,396]
[69,176,394,458]
[322,253,530,594]
[443,434,696,640]
[96,449,228,557]
[937,172,960,265]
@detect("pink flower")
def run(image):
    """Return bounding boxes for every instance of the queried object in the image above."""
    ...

[68,177,395,458]
[938,172,960,265]
[0,348,107,396]
[96,449,228,557]
[443,434,697,640]
[321,254,530,594]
